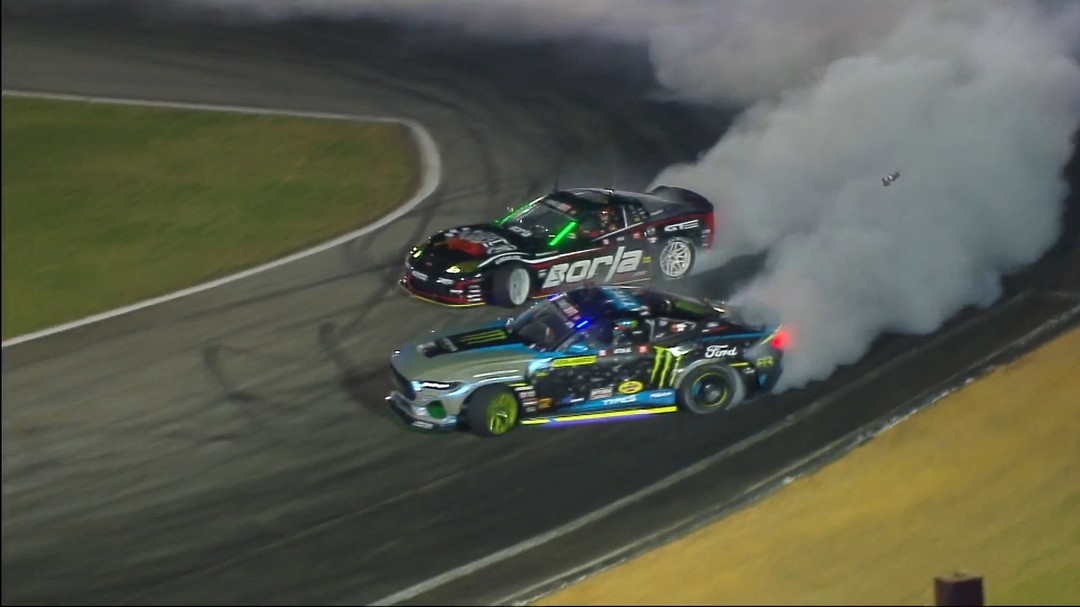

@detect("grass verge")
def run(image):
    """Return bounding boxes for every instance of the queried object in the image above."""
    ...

[538,326,1080,606]
[2,96,420,338]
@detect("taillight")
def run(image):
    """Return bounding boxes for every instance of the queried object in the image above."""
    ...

[772,327,791,350]
[704,211,717,248]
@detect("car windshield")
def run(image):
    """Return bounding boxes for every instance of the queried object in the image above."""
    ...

[498,197,578,241]
[506,300,577,351]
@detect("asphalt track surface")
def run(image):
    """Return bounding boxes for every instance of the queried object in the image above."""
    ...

[3,7,1079,607]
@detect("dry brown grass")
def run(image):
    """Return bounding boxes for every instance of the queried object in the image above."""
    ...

[539,327,1080,606]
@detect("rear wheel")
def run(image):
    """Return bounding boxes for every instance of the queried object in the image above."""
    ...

[490,263,532,308]
[656,237,696,281]
[464,385,521,437]
[677,364,744,414]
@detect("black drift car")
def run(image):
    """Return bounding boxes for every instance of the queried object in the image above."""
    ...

[400,186,717,308]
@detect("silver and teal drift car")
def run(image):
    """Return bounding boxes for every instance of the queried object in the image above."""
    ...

[387,285,789,437]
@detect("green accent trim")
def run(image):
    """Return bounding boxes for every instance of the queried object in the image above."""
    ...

[549,221,578,247]
[496,200,533,225]
[651,347,684,388]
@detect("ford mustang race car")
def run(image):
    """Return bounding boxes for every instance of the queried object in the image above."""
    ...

[400,186,716,308]
[387,285,788,437]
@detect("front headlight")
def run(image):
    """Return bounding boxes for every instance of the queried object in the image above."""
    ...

[418,380,462,391]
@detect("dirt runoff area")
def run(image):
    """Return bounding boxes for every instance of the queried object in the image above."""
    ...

[539,326,1080,606]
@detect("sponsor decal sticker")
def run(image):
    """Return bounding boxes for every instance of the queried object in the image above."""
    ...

[589,387,614,399]
[456,329,508,345]
[553,355,598,368]
[602,394,639,406]
[705,344,739,358]
[541,246,644,288]
[618,380,644,394]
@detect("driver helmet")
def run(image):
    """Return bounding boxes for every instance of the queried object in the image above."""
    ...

[598,206,617,231]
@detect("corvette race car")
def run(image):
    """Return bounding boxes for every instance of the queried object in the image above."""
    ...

[400,186,716,308]
[387,284,788,437]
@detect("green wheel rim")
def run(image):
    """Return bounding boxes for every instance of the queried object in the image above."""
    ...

[692,372,729,409]
[487,392,519,435]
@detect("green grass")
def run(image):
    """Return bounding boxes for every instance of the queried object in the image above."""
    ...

[2,96,420,338]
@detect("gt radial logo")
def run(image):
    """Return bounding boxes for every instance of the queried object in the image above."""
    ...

[542,246,643,289]
[650,346,685,389]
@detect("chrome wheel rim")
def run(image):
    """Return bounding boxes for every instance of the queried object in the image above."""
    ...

[660,240,692,278]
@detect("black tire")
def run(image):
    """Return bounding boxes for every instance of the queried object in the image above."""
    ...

[489,262,532,308]
[463,384,521,438]
[677,364,744,414]
[655,237,696,281]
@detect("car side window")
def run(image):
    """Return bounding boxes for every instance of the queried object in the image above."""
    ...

[580,207,627,239]
[625,201,649,226]
[559,321,615,352]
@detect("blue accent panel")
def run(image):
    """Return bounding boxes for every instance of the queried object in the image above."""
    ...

[470,344,536,354]
[562,389,676,412]
[701,332,766,341]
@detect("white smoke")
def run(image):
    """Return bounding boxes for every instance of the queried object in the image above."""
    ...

[38,0,1080,389]
[653,0,1080,388]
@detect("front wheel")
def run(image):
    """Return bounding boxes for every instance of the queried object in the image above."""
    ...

[464,385,521,437]
[489,263,532,308]
[655,237,696,281]
[677,364,744,414]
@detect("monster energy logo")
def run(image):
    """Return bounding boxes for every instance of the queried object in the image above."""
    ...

[456,329,508,344]
[651,347,685,388]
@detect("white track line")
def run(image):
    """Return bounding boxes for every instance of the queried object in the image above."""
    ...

[366,290,1042,606]
[1,89,442,348]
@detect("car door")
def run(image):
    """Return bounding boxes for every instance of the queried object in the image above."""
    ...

[590,202,653,285]
[529,320,618,408]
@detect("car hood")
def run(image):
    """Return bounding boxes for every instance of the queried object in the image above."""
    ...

[391,320,539,382]
[423,223,545,260]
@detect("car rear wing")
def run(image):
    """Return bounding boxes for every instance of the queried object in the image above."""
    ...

[646,185,714,213]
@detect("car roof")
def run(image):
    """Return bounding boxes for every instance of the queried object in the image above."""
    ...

[562,285,714,320]
[547,188,669,211]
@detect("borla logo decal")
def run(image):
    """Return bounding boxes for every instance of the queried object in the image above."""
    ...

[542,246,644,288]
[618,380,644,394]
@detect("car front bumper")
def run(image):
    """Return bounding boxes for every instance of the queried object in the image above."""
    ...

[399,270,486,307]
[386,391,460,432]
